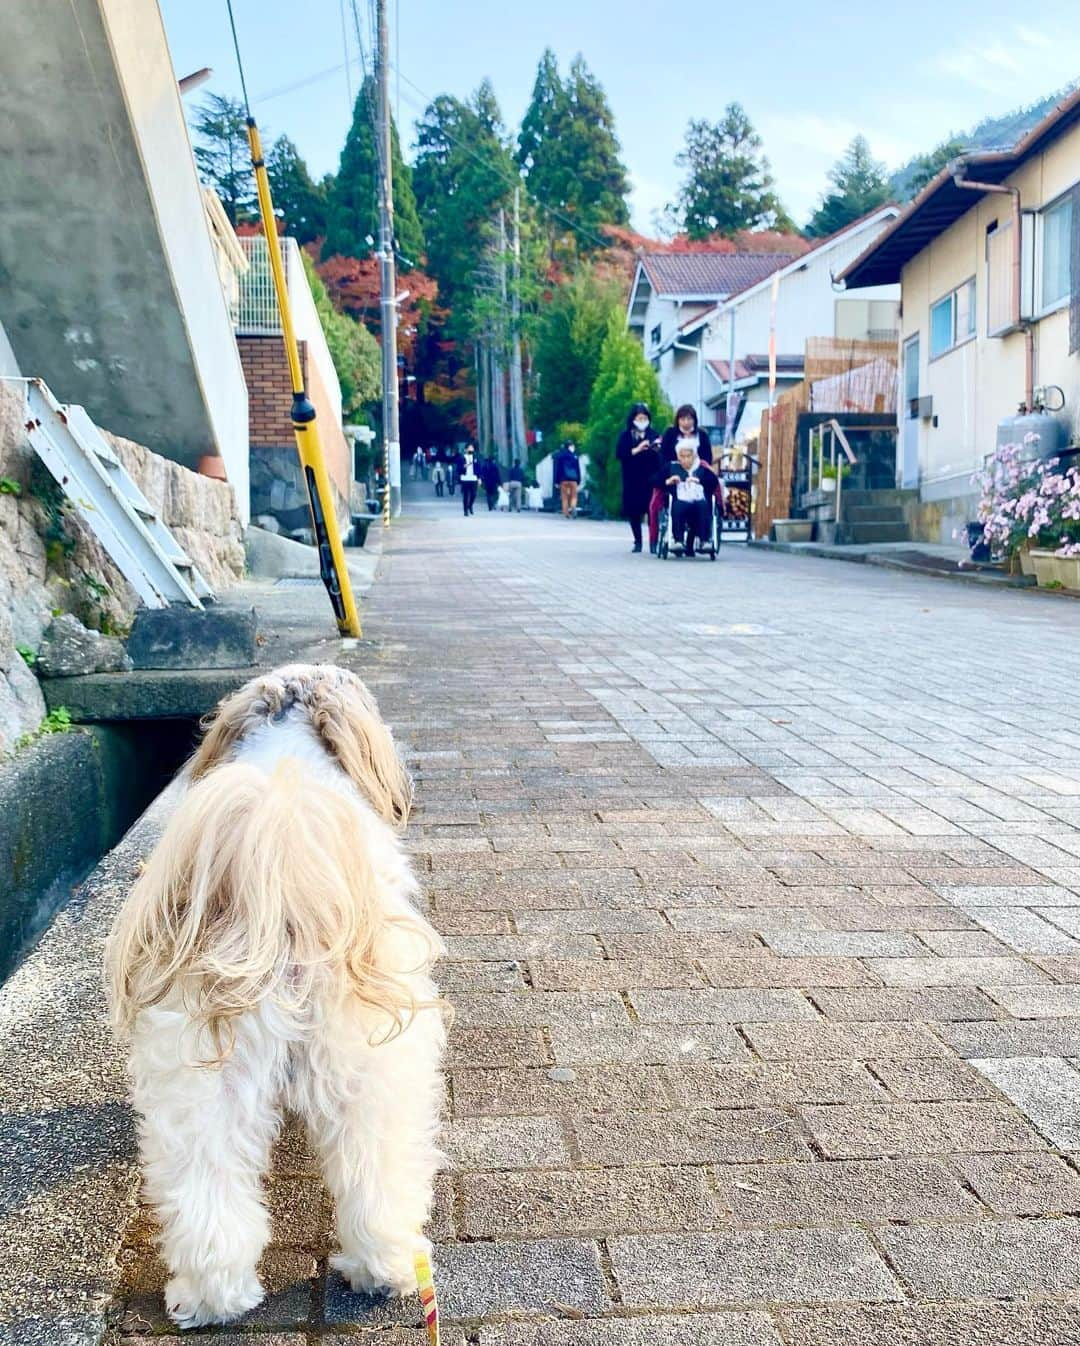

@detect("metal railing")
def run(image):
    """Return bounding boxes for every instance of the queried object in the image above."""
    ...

[236,235,291,333]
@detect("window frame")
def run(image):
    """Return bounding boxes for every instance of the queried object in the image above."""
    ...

[1035,189,1074,319]
[649,323,662,352]
[928,276,977,361]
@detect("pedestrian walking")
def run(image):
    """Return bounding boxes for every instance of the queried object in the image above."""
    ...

[650,405,714,554]
[553,440,582,517]
[411,446,426,481]
[431,459,445,497]
[507,458,525,512]
[616,402,660,552]
[459,445,479,516]
[481,454,502,511]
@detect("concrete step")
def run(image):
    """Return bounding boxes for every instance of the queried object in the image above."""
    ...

[842,488,917,507]
[848,505,906,523]
[846,522,911,544]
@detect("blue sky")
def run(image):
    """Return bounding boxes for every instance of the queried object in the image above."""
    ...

[163,1,1080,231]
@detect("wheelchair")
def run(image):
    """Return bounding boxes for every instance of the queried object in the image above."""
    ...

[656,491,720,561]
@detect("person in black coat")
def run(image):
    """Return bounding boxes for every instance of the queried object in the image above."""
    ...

[658,439,719,557]
[616,402,660,552]
[481,455,502,510]
[649,404,714,554]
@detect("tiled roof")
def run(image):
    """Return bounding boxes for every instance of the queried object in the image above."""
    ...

[640,252,794,298]
[709,354,803,382]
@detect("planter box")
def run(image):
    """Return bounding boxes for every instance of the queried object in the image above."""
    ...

[1030,548,1080,588]
[773,520,813,543]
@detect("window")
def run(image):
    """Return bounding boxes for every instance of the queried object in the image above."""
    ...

[650,324,662,350]
[929,279,976,358]
[1040,194,1072,311]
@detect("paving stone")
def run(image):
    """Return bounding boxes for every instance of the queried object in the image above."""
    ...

[445,934,602,961]
[936,884,1080,906]
[987,984,1080,1017]
[440,960,528,992]
[478,1313,783,1346]
[431,911,512,936]
[939,1018,1080,1058]
[810,987,1001,1022]
[572,1108,812,1165]
[515,910,669,935]
[444,1115,568,1170]
[697,954,875,989]
[879,1217,1080,1297]
[868,1055,997,1101]
[778,1303,1080,1346]
[447,1026,552,1068]
[600,931,761,958]
[663,1060,885,1108]
[453,991,629,1031]
[451,1065,670,1116]
[865,956,1048,986]
[434,1239,609,1319]
[955,1151,1080,1214]
[549,1020,752,1066]
[1035,955,1080,981]
[265,1176,333,1247]
[713,1157,982,1224]
[914,929,1011,956]
[609,1229,901,1306]
[965,908,1080,954]
[530,958,704,991]
[630,989,817,1024]
[459,1165,723,1237]
[743,1021,947,1060]
[761,931,925,957]
[815,904,977,931]
[664,908,825,933]
[797,1101,1046,1158]
[969,1055,1080,1147]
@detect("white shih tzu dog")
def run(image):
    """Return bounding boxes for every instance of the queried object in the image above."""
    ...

[106,664,445,1329]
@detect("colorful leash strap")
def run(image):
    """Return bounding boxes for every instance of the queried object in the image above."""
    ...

[414,1248,440,1346]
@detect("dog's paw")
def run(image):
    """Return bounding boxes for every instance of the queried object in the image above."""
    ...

[331,1243,420,1299]
[164,1270,264,1328]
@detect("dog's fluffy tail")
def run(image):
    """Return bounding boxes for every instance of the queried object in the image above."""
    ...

[106,760,439,1061]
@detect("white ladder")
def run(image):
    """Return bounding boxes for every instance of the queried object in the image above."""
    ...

[23,378,213,610]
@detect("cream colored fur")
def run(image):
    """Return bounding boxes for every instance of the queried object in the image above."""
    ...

[105,664,445,1329]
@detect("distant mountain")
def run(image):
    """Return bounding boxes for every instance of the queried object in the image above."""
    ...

[890,81,1079,201]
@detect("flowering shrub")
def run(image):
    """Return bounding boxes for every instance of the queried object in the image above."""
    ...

[972,436,1080,559]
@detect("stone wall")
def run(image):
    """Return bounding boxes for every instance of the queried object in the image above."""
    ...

[0,380,245,753]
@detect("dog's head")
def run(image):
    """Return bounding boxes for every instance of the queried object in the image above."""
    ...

[190,663,413,826]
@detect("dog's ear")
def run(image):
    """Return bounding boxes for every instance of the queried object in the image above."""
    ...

[312,674,413,827]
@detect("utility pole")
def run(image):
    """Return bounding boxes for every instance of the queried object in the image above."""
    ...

[509,185,527,463]
[376,0,401,517]
[724,307,737,448]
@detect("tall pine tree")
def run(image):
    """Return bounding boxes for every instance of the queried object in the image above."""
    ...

[412,82,517,324]
[192,93,255,224]
[532,267,621,437]
[806,136,890,237]
[669,104,792,240]
[267,137,328,244]
[325,77,424,265]
[516,51,629,252]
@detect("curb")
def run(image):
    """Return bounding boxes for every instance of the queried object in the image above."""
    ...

[749,539,1036,589]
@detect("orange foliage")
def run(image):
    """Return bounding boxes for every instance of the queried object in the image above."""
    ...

[317,254,443,361]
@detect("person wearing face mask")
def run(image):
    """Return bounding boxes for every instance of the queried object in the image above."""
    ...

[616,403,660,553]
[650,404,714,555]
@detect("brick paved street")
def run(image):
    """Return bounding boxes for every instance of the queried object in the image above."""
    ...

[116,493,1080,1343]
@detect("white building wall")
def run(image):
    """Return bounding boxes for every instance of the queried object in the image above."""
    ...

[100,0,250,519]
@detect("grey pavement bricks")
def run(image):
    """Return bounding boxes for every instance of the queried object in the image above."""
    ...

[458,1164,723,1237]
[797,1101,1046,1157]
[938,1018,1080,1058]
[712,1157,982,1224]
[864,956,1048,986]
[609,1229,901,1306]
[987,983,1080,1016]
[761,931,925,957]
[968,1055,1080,1147]
[809,987,1001,1021]
[451,1065,670,1116]
[548,1020,753,1066]
[629,989,817,1024]
[879,1217,1080,1297]
[444,1115,568,1170]
[743,1021,947,1059]
[478,1314,783,1346]
[572,1107,812,1165]
[663,1059,886,1107]
[955,1151,1080,1214]
[778,1303,1080,1346]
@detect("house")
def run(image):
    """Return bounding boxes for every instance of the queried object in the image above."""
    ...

[627,251,803,418]
[0,0,250,513]
[839,87,1080,543]
[700,208,901,439]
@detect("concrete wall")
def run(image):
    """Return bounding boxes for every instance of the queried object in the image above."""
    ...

[0,0,249,513]
[899,121,1080,542]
